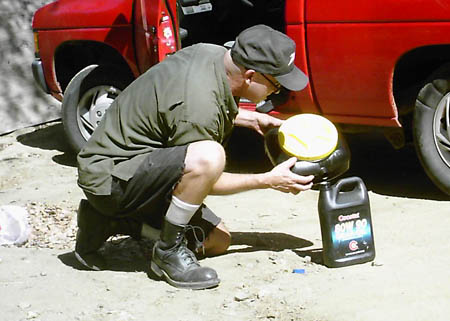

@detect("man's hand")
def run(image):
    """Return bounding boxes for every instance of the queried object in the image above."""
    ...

[235,108,283,135]
[264,157,314,194]
[253,112,283,135]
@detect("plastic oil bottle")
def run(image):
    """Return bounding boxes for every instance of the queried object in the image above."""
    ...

[264,115,376,268]
[318,176,375,268]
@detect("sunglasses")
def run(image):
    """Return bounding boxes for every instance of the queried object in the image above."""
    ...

[261,73,282,94]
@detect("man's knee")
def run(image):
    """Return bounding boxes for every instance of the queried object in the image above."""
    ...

[184,141,226,178]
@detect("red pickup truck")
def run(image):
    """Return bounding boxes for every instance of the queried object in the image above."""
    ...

[31,0,450,195]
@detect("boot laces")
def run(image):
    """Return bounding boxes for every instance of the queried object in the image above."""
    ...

[176,241,197,266]
[184,225,206,256]
[164,225,206,265]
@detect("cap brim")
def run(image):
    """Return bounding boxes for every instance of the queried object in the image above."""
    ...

[275,67,309,91]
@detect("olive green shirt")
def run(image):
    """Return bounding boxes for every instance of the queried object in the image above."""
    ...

[77,44,239,195]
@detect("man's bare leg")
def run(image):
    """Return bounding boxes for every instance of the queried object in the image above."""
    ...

[151,141,226,289]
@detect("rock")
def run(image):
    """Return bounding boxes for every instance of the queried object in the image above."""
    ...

[26,311,39,319]
[234,290,252,302]
[18,302,31,310]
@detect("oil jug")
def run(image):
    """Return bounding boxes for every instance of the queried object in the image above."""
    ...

[264,126,376,268]
[318,177,375,267]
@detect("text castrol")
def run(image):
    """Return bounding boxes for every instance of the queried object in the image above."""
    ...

[318,177,375,267]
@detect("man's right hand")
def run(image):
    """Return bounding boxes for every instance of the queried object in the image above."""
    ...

[264,157,314,195]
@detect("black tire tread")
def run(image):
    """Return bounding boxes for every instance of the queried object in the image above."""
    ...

[414,65,450,195]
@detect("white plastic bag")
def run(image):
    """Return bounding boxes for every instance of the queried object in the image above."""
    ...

[0,205,31,246]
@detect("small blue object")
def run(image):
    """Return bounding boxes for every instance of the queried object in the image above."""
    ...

[292,268,305,274]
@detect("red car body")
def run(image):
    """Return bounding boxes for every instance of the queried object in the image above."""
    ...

[32,0,450,125]
[32,0,179,101]
[31,0,450,194]
[286,0,450,128]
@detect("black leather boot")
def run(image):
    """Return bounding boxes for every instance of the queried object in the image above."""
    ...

[151,218,220,290]
[75,199,141,271]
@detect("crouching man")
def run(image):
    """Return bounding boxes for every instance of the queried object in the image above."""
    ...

[75,25,313,289]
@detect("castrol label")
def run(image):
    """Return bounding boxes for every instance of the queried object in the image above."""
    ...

[331,212,373,259]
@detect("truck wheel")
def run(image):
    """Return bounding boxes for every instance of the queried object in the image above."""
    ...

[62,65,132,153]
[414,65,450,195]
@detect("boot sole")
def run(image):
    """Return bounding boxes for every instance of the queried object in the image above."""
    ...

[150,261,220,290]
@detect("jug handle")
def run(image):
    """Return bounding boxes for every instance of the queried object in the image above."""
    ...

[334,176,366,199]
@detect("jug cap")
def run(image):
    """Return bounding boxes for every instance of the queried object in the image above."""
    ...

[278,114,338,161]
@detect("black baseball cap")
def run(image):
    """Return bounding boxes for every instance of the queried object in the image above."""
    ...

[230,24,309,91]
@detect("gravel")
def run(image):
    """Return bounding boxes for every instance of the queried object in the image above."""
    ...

[24,202,78,249]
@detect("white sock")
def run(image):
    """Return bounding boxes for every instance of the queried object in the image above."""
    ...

[165,195,201,225]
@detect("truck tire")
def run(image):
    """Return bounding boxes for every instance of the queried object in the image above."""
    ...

[62,65,132,153]
[414,65,450,195]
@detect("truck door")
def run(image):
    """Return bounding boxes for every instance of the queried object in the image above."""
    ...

[305,0,403,126]
[134,0,178,73]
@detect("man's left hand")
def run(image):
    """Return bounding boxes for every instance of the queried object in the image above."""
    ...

[235,108,283,135]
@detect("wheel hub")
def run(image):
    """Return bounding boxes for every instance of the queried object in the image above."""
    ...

[88,90,116,127]
[77,86,120,140]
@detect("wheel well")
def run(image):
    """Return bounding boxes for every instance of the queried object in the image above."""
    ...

[54,41,135,93]
[393,45,450,118]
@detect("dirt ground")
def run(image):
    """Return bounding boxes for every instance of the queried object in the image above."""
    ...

[0,121,449,321]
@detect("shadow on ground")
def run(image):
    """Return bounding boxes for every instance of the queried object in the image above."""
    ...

[17,122,450,200]
[16,121,77,167]
[58,237,154,273]
[58,231,314,274]
[59,237,227,284]
[342,131,449,201]
[227,231,313,254]
[293,248,325,265]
